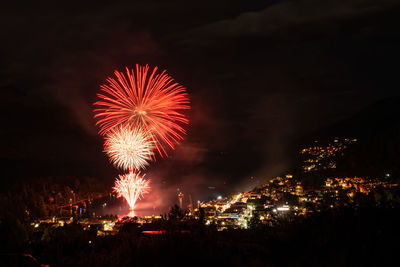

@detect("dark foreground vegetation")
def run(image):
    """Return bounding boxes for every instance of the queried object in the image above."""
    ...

[1,205,399,267]
[0,176,108,220]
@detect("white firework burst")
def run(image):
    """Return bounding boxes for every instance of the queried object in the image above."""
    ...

[104,125,154,171]
[113,172,150,210]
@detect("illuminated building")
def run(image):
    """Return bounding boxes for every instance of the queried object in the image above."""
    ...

[178,191,184,209]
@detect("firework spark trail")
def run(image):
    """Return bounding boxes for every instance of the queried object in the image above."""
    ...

[104,125,154,171]
[94,64,190,157]
[113,172,150,211]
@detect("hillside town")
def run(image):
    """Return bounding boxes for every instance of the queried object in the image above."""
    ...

[30,138,399,234]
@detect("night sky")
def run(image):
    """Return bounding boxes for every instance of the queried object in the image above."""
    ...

[2,0,400,208]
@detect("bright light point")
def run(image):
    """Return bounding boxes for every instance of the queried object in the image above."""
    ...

[217,196,222,200]
[128,210,136,218]
[277,205,290,211]
[135,109,147,115]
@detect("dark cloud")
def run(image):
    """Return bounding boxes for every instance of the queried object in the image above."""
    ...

[188,0,398,38]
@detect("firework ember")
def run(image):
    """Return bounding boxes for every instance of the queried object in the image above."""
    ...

[104,125,154,171]
[94,64,190,157]
[113,172,150,212]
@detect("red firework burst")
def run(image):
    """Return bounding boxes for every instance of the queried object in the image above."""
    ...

[94,65,189,157]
